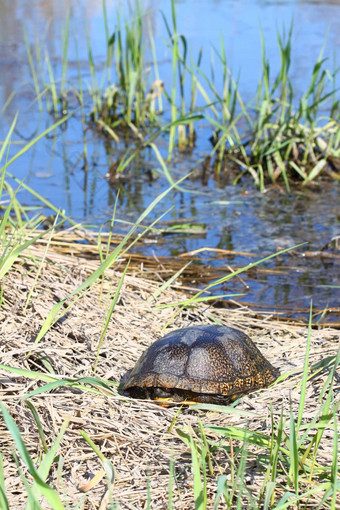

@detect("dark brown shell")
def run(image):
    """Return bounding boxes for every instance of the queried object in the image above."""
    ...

[123,325,280,401]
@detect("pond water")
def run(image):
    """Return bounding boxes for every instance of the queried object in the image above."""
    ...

[0,0,339,323]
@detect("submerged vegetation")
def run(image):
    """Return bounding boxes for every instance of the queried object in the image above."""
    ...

[19,1,340,190]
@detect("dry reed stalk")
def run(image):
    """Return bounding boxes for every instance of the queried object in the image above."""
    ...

[0,238,339,508]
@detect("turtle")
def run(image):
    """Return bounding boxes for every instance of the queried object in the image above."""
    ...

[123,324,280,404]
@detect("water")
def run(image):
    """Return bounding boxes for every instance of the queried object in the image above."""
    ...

[0,0,339,323]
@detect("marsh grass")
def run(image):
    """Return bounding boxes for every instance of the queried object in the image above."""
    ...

[0,220,339,507]
[0,176,339,507]
[243,26,340,190]
[0,110,78,238]
[0,116,76,286]
[181,312,340,509]
[1,5,339,505]
[88,2,161,133]
[22,0,339,189]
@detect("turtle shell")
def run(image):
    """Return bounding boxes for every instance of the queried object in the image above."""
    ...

[123,325,280,403]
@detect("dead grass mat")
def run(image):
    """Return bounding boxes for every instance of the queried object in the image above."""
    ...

[0,242,339,509]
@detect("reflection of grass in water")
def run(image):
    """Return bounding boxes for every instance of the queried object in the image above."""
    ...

[18,0,339,189]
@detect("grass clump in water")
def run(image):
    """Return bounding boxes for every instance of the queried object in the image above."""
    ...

[22,0,339,189]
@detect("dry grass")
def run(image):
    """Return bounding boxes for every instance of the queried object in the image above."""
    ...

[0,235,339,509]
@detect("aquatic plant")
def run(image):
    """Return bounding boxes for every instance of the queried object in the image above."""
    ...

[22,0,339,190]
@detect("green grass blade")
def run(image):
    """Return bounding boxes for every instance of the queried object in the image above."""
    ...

[0,403,65,509]
[23,25,42,111]
[289,405,299,495]
[155,294,243,310]
[303,159,327,184]
[270,408,284,492]
[330,412,339,508]
[23,376,117,400]
[2,109,77,171]
[296,301,312,431]
[27,419,70,509]
[45,50,58,115]
[164,243,307,327]
[168,458,174,510]
[0,363,59,383]
[0,113,18,163]
[94,261,129,372]
[4,173,76,224]
[13,451,44,510]
[0,364,117,399]
[61,8,70,92]
[149,142,176,188]
[0,454,9,510]
[24,401,48,454]
[34,173,191,344]
[214,475,227,509]
[188,434,204,510]
[148,261,192,303]
[80,430,107,463]
[0,221,64,280]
